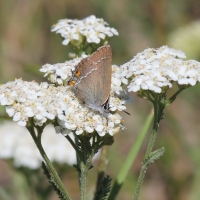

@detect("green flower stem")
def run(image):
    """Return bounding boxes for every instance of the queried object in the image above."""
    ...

[80,162,88,200]
[80,155,93,200]
[74,135,81,191]
[133,96,165,200]
[108,110,154,200]
[74,135,94,200]
[145,102,160,156]
[27,126,71,200]
[65,134,81,156]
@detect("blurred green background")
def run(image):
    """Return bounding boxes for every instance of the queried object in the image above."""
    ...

[1,0,200,200]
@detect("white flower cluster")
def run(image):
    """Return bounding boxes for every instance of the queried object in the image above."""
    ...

[121,46,200,93]
[0,122,76,169]
[51,15,118,45]
[40,58,82,85]
[0,75,127,136]
[0,80,58,127]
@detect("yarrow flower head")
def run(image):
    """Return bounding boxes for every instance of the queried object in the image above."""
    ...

[51,15,118,47]
[0,60,129,137]
[120,46,200,95]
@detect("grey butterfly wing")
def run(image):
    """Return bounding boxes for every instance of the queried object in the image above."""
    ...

[75,45,112,108]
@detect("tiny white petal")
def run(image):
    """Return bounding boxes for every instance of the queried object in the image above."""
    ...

[13,112,21,121]
[76,129,83,135]
[6,106,15,117]
[18,121,26,127]
[96,125,104,132]
[85,126,94,133]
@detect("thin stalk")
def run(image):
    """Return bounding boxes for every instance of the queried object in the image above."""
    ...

[145,100,159,156]
[168,88,185,104]
[133,97,165,200]
[77,135,93,200]
[27,126,71,200]
[65,134,81,156]
[74,135,81,192]
[80,162,88,200]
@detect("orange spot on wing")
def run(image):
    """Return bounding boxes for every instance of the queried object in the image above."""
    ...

[75,67,82,77]
[68,81,75,86]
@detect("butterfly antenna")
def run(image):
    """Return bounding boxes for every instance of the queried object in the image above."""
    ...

[123,110,130,115]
